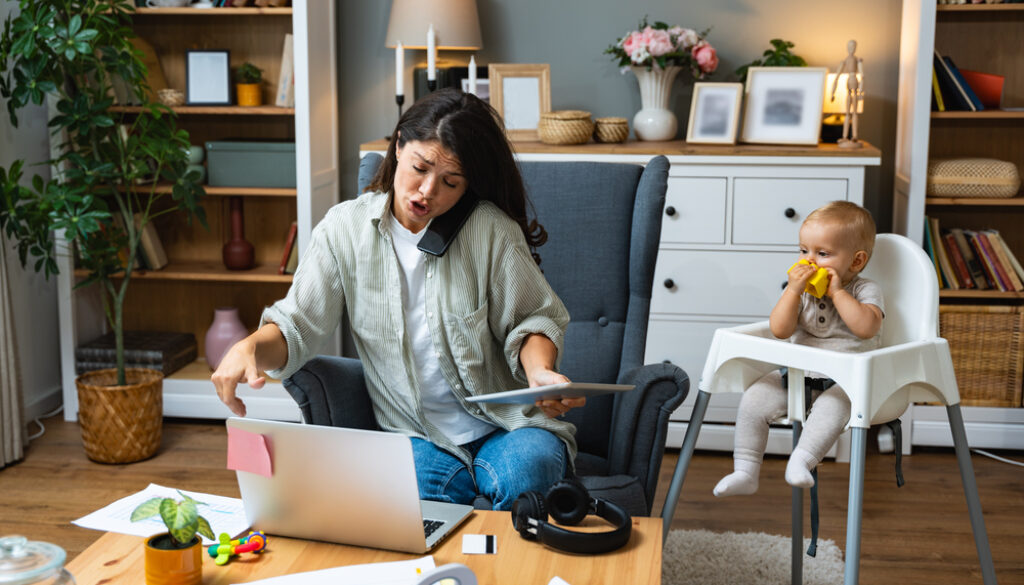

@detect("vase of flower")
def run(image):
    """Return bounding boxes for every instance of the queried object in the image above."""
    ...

[204,307,248,370]
[631,65,683,141]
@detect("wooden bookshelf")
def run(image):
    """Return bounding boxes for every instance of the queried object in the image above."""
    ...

[937,3,1024,11]
[931,110,1024,119]
[109,105,295,116]
[75,261,292,283]
[132,7,292,16]
[143,184,297,197]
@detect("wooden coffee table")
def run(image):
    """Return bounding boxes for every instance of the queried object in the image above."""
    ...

[66,510,661,585]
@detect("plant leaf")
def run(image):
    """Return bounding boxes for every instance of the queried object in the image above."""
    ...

[130,497,164,522]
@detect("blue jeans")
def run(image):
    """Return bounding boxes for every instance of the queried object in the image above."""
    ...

[410,427,567,511]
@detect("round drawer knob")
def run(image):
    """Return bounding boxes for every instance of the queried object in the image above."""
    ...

[784,207,796,219]
[663,278,675,289]
[665,206,676,217]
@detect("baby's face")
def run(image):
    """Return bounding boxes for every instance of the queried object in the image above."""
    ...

[798,220,863,285]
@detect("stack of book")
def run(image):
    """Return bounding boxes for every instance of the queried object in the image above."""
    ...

[75,331,198,376]
[923,216,1024,292]
[931,50,997,112]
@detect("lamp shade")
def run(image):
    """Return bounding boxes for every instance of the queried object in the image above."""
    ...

[823,73,864,114]
[386,0,482,50]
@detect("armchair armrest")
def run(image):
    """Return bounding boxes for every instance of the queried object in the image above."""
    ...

[606,362,689,511]
[282,355,379,430]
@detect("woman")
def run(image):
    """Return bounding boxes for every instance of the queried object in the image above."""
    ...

[212,88,583,510]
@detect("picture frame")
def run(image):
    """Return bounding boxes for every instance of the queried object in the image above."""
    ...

[740,67,828,145]
[686,82,743,144]
[487,63,551,141]
[185,49,231,106]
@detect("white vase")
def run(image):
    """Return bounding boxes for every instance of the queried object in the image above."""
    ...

[631,65,683,141]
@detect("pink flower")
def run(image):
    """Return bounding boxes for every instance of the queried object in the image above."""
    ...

[643,27,674,57]
[670,27,699,50]
[692,41,718,74]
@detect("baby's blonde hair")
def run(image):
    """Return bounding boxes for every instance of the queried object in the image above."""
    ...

[804,201,876,261]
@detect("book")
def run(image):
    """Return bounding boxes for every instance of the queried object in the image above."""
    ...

[275,33,294,108]
[969,230,1009,291]
[923,216,944,288]
[284,237,298,274]
[278,220,298,275]
[75,331,198,376]
[963,231,998,290]
[932,67,945,112]
[983,230,1024,291]
[133,213,168,270]
[941,230,973,289]
[942,56,985,112]
[929,216,959,289]
[950,228,989,289]
[933,51,974,111]
[987,230,1024,286]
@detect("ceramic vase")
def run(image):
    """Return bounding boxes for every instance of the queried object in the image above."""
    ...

[631,65,683,141]
[222,196,255,270]
[205,307,248,370]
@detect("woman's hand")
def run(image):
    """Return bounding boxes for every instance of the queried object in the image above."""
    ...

[528,367,584,418]
[211,338,266,417]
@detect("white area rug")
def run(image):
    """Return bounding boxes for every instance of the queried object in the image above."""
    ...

[663,529,845,585]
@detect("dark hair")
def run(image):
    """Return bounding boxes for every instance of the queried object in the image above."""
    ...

[366,88,547,263]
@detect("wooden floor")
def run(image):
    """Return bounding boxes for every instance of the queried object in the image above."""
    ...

[1,415,1022,584]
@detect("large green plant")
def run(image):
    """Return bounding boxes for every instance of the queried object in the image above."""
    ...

[0,0,206,386]
[735,38,808,82]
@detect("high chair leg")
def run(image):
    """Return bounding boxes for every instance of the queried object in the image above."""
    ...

[791,421,803,585]
[947,404,998,585]
[844,427,868,585]
[661,390,711,540]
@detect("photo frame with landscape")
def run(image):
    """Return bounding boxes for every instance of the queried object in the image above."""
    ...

[487,63,551,141]
[740,67,828,145]
[185,49,231,106]
[686,82,743,144]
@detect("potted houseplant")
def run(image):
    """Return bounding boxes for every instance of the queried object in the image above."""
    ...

[131,491,215,585]
[234,62,262,106]
[0,0,206,462]
[735,38,808,82]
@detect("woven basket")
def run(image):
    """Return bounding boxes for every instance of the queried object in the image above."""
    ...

[538,110,594,145]
[594,117,629,143]
[77,368,163,463]
[939,305,1024,407]
[926,158,1021,198]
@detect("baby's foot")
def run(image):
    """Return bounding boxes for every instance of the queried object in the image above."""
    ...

[785,447,818,488]
[713,459,761,497]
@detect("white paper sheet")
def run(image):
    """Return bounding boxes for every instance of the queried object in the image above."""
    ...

[72,483,249,545]
[234,556,436,585]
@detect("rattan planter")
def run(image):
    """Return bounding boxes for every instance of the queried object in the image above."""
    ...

[76,368,163,463]
[594,117,629,143]
[538,110,594,145]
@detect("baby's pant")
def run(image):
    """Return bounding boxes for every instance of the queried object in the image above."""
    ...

[733,370,851,464]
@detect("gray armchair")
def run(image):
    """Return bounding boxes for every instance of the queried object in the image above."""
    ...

[284,153,688,516]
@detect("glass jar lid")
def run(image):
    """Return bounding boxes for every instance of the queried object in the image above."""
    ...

[0,536,66,585]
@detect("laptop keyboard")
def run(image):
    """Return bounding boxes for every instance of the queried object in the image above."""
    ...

[423,519,444,538]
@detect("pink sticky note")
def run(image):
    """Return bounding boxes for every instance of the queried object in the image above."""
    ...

[227,426,273,478]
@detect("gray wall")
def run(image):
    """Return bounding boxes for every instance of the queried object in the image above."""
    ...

[1,2,61,419]
[338,0,902,230]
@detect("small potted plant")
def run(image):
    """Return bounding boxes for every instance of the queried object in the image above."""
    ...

[131,491,215,585]
[234,62,263,106]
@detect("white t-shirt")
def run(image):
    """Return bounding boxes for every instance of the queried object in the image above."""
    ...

[387,215,496,445]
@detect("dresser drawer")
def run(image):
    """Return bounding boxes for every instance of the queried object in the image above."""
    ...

[652,250,791,317]
[732,178,848,245]
[661,177,727,244]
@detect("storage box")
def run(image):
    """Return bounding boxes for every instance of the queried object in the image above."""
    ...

[205,141,296,188]
[939,304,1024,407]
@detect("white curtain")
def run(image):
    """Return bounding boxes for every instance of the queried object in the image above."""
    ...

[0,237,25,468]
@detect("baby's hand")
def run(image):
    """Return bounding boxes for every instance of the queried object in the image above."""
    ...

[786,262,817,292]
[823,267,844,297]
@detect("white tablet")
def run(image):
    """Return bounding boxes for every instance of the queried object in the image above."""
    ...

[465,382,635,404]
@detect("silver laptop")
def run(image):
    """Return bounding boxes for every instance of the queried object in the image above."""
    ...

[226,417,473,553]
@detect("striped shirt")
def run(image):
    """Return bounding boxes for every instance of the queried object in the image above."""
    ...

[261,190,576,467]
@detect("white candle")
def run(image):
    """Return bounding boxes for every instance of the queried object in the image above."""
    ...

[468,55,477,95]
[427,24,436,82]
[395,41,404,96]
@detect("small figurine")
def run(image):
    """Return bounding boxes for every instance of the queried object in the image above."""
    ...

[788,259,829,298]
[207,530,268,565]
[831,39,864,149]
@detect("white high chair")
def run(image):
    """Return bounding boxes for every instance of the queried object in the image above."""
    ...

[659,234,997,585]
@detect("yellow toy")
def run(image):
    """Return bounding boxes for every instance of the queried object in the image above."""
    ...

[788,259,830,298]
[207,530,267,565]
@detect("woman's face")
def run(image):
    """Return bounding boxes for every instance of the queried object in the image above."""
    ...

[391,138,467,233]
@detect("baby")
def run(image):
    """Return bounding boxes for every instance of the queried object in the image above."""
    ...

[715,200,885,496]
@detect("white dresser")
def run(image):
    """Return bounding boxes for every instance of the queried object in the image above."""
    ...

[361,140,882,457]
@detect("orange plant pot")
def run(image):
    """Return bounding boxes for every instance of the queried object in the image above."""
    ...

[235,83,262,106]
[144,534,203,585]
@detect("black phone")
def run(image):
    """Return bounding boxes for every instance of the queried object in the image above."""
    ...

[416,195,478,257]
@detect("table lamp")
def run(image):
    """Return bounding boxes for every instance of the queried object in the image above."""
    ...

[386,0,482,112]
[822,73,863,144]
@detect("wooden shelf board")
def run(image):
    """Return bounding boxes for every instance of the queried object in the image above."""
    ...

[132,7,292,15]
[145,184,297,197]
[931,110,1024,119]
[926,196,1024,206]
[75,261,292,283]
[940,289,1024,300]
[937,3,1024,11]
[168,358,280,384]
[110,106,294,116]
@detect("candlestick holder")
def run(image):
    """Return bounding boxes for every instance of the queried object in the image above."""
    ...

[427,79,437,92]
[396,94,405,120]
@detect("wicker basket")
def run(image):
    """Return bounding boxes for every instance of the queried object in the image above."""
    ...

[537,110,594,145]
[926,158,1021,198]
[939,304,1024,407]
[594,117,629,143]
[77,368,163,463]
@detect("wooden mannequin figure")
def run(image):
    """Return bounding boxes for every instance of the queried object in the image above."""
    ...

[831,39,864,149]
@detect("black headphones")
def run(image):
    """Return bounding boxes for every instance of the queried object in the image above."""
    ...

[510,478,632,554]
